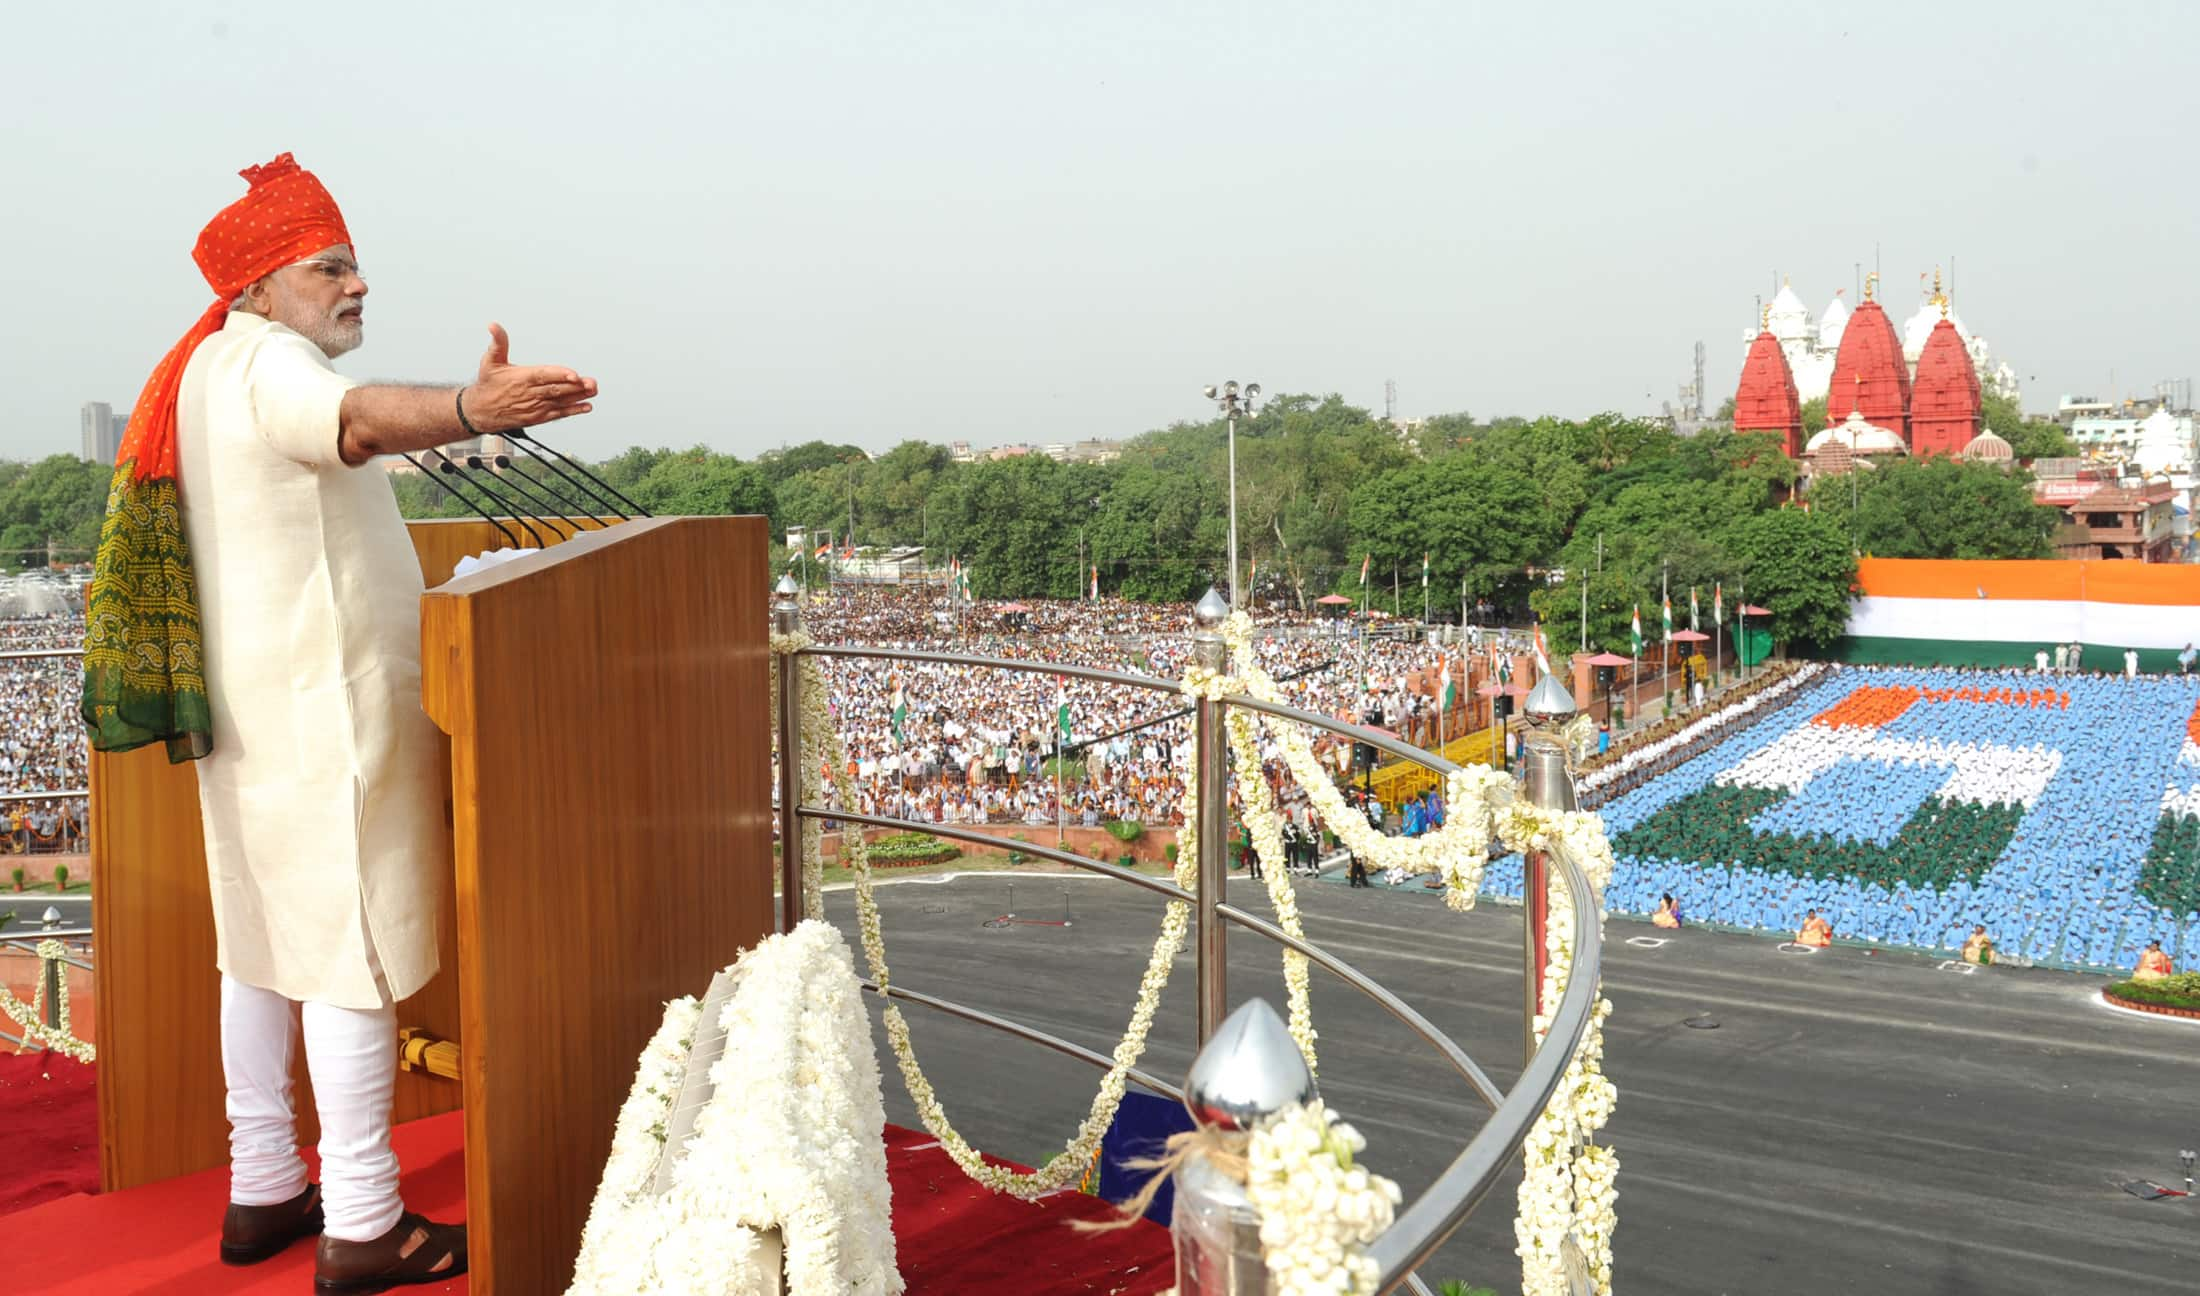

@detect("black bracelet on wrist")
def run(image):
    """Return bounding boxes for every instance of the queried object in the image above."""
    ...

[456,387,484,438]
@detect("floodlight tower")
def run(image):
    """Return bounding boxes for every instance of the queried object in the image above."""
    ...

[1202,380,1260,609]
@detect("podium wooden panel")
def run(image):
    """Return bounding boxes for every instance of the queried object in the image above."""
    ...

[420,515,772,1293]
[91,514,773,1296]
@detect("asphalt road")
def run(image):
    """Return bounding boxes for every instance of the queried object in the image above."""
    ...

[0,892,87,933]
[830,871,2200,1296]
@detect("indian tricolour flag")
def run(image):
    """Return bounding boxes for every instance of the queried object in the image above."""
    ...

[889,676,908,745]
[1442,654,1458,711]
[1630,605,1644,657]
[1841,558,2200,671]
[1422,552,1430,589]
[1056,678,1073,743]
[1359,554,1371,586]
[1714,582,1725,626]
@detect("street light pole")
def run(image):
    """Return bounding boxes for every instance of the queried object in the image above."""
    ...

[1203,380,1261,610]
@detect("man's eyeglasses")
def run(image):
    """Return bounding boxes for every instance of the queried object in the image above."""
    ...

[287,256,362,284]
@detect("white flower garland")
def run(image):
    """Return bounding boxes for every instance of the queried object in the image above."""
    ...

[1219,614,1510,912]
[1505,803,1620,1296]
[768,620,1621,1295]
[1222,703,1319,1071]
[0,939,94,1063]
[568,921,901,1296]
[776,630,1199,1200]
[1245,1101,1403,1296]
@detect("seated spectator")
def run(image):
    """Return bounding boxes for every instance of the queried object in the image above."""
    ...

[2134,940,2175,982]
[1652,893,1682,929]
[1795,908,1833,947]
[1960,925,1994,966]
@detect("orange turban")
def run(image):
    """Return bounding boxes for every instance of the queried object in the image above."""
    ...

[82,153,353,762]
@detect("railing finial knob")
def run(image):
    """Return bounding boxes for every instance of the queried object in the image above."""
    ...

[40,906,61,929]
[773,573,801,635]
[1182,998,1315,1130]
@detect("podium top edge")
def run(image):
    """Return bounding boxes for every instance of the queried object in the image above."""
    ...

[420,516,757,598]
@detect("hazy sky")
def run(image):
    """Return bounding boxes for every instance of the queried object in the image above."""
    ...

[7,1,2196,463]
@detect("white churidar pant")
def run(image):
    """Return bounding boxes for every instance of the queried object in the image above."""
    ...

[221,971,404,1243]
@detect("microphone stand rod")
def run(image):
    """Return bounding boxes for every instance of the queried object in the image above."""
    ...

[497,455,606,528]
[403,454,521,550]
[426,453,544,548]
[504,437,629,520]
[464,455,572,539]
[505,431,650,518]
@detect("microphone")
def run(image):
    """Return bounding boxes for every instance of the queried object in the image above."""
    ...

[505,431,651,518]
[496,454,607,528]
[424,451,544,548]
[402,454,521,550]
[463,454,572,540]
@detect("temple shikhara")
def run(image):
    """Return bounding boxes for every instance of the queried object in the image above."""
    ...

[1733,271,2015,481]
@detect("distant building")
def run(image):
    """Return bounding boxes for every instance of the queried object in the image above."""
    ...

[81,401,122,463]
[2031,460,2177,562]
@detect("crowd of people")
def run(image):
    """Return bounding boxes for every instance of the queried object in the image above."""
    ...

[798,588,1523,837]
[0,616,88,855]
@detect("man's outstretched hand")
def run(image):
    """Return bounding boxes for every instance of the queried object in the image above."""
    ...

[463,323,597,431]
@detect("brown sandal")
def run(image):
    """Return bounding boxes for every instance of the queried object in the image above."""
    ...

[220,1182,324,1265]
[313,1211,468,1294]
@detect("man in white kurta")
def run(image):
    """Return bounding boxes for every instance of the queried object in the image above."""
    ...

[119,153,597,1289]
[181,310,447,1014]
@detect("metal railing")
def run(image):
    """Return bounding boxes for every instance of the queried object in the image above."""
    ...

[775,584,1602,1294]
[0,914,93,1051]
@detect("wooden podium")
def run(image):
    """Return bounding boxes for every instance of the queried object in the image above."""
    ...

[90,515,775,1294]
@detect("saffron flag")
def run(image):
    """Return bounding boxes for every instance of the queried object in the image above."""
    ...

[1631,605,1645,657]
[814,534,832,560]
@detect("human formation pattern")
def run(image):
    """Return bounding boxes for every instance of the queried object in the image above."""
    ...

[1484,665,2200,973]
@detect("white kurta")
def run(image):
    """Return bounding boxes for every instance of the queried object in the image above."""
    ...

[178,312,447,1009]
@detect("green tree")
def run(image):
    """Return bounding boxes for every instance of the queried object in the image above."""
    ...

[0,455,110,564]
[630,447,779,526]
[1809,456,2056,560]
[754,440,866,485]
[1800,396,1828,436]
[1724,508,1857,650]
[1981,390,2077,459]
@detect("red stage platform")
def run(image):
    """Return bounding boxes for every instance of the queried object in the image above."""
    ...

[0,1055,1171,1295]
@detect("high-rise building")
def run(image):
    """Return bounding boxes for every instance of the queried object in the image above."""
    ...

[81,401,122,463]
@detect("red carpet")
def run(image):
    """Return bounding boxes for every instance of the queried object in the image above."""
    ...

[0,1086,1171,1295]
[0,1051,100,1216]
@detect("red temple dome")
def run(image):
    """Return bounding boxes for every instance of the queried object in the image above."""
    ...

[1910,315,1982,458]
[1824,281,1910,444]
[1733,328,1804,457]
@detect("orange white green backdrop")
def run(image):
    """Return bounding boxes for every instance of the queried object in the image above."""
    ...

[1836,558,2200,673]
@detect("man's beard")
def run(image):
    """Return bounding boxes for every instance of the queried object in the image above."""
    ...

[282,296,364,358]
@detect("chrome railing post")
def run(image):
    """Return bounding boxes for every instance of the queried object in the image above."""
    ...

[1519,672,1580,1064]
[773,575,804,933]
[40,906,62,1031]
[1192,588,1230,1043]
